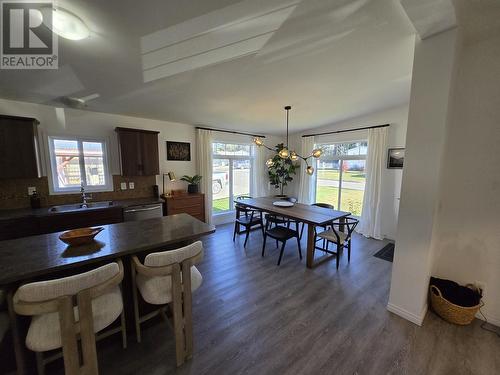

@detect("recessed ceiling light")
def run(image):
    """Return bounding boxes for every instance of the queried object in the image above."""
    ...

[43,7,90,41]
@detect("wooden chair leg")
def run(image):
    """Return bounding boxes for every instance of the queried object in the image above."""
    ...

[243,226,250,248]
[348,241,351,262]
[181,262,194,359]
[131,261,142,343]
[261,234,267,257]
[277,241,286,266]
[78,290,99,375]
[120,311,127,349]
[233,222,238,241]
[336,243,341,270]
[35,352,45,375]
[171,265,185,367]
[296,236,302,260]
[59,296,81,375]
[299,222,304,240]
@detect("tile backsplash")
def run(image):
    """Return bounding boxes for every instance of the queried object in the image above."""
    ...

[0,175,157,210]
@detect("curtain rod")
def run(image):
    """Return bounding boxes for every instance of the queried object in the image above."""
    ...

[302,123,390,138]
[196,126,266,138]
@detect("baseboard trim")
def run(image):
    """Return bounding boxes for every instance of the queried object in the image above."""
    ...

[476,311,500,328]
[387,303,427,326]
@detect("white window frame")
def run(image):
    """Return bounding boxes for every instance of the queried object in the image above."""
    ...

[212,142,254,215]
[47,135,113,194]
[315,140,367,217]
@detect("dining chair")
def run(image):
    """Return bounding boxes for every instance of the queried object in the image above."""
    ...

[299,202,335,239]
[262,214,302,265]
[130,241,204,367]
[13,261,126,375]
[233,196,264,247]
[315,217,359,269]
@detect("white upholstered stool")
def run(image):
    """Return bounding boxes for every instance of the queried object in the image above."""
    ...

[13,260,126,375]
[131,241,203,366]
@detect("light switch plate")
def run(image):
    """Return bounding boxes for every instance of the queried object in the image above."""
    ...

[27,186,37,196]
[120,182,127,190]
[129,182,135,189]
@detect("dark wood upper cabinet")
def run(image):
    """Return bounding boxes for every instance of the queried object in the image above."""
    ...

[0,115,40,179]
[116,127,160,176]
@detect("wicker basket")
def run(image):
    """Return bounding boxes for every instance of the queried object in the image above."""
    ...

[430,285,483,325]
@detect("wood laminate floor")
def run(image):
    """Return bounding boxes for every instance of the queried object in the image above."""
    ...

[52,223,500,375]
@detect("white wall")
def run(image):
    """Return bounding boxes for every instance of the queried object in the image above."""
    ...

[388,29,458,325]
[0,98,196,193]
[288,105,409,240]
[431,31,500,326]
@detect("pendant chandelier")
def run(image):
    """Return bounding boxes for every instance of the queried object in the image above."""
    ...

[253,106,322,175]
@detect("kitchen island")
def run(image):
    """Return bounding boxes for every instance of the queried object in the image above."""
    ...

[0,213,215,374]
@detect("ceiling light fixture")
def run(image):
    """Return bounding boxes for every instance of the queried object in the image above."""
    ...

[253,106,322,175]
[43,7,90,40]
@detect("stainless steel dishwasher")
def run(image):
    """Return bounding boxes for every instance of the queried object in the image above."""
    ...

[123,203,163,221]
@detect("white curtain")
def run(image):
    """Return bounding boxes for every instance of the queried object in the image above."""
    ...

[196,129,213,224]
[252,145,268,197]
[357,127,388,240]
[298,136,316,204]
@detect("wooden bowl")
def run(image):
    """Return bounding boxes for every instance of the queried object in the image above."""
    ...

[59,227,104,246]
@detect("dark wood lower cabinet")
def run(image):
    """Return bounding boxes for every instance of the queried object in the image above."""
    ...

[0,216,39,241]
[39,207,124,234]
[0,207,124,240]
[163,194,205,222]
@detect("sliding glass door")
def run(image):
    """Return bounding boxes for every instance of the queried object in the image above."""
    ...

[315,142,367,216]
[212,143,252,213]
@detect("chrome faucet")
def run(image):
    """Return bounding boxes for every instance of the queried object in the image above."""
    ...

[80,183,91,208]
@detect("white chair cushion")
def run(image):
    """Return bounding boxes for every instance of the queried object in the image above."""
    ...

[317,229,348,244]
[144,241,203,267]
[25,286,123,352]
[16,263,119,303]
[136,266,202,305]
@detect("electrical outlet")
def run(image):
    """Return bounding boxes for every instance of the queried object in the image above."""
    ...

[120,182,127,190]
[129,182,135,190]
[27,186,37,196]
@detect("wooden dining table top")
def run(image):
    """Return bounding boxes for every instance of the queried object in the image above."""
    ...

[0,213,215,286]
[235,197,351,226]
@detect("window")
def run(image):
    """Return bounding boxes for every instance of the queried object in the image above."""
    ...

[48,136,112,193]
[212,142,252,213]
[315,141,367,216]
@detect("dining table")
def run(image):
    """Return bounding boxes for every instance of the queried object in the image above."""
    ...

[0,213,215,375]
[235,197,351,269]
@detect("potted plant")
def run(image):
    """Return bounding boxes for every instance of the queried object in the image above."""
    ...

[268,143,298,197]
[180,175,202,194]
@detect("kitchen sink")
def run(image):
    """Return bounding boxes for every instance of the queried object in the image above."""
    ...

[49,201,114,213]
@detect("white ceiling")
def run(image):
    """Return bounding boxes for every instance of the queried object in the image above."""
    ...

[0,0,417,135]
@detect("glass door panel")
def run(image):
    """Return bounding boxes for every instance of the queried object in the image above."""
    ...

[233,159,250,200]
[316,159,340,210]
[212,159,230,212]
[339,159,366,216]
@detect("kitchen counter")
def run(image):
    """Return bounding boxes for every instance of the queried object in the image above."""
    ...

[0,197,163,221]
[0,213,214,285]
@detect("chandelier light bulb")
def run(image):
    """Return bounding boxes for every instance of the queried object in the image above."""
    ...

[306,166,314,175]
[278,147,289,159]
[290,151,298,161]
[312,148,322,158]
[265,158,274,168]
[253,137,263,146]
